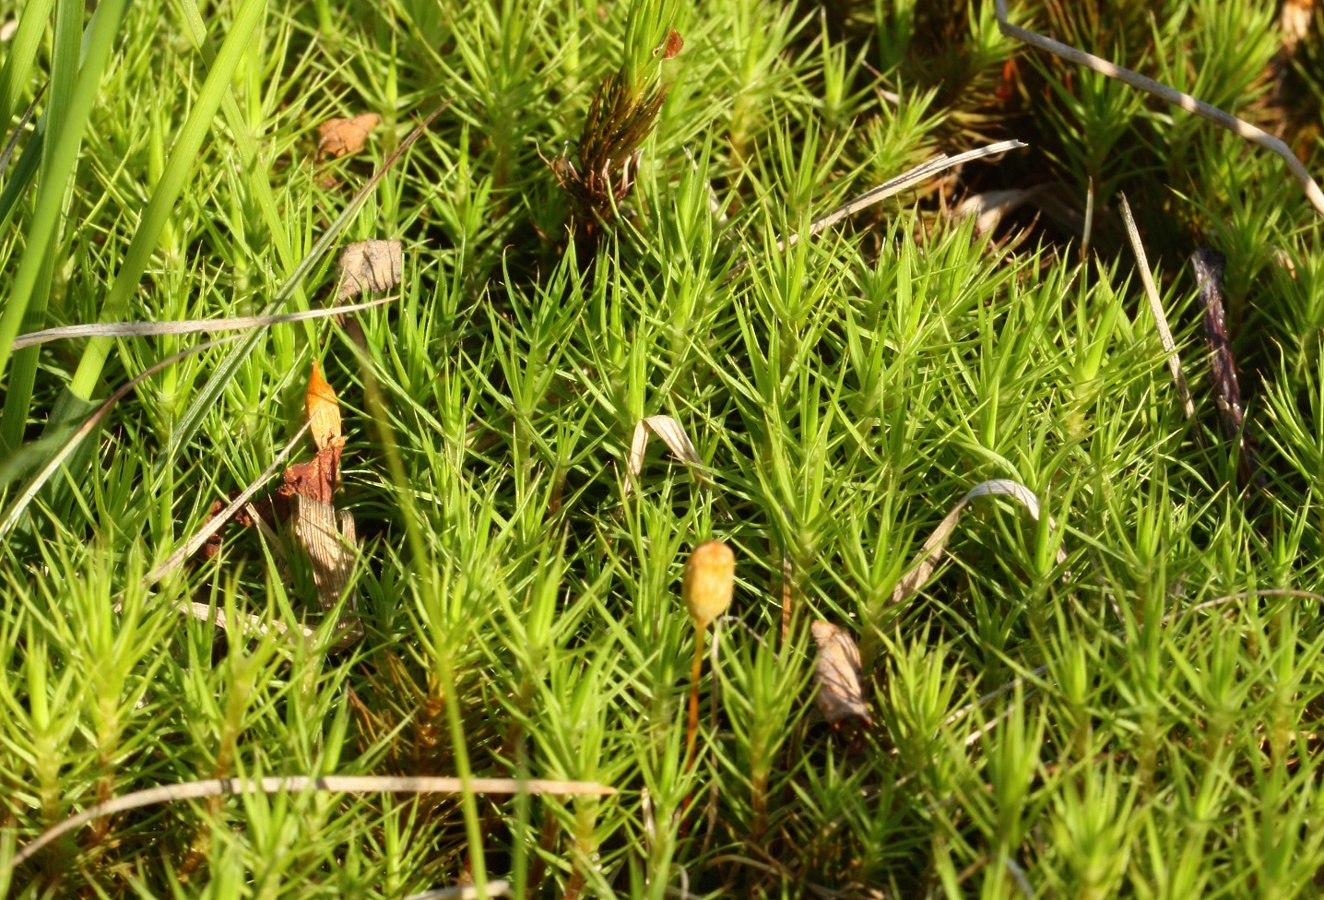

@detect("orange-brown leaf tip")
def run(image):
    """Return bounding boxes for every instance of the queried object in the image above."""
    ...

[654,28,683,60]
[682,540,734,628]
[306,360,342,452]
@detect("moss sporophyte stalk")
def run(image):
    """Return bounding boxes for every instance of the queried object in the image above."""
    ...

[682,540,735,771]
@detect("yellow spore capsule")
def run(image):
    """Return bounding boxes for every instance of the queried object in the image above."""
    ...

[683,540,735,629]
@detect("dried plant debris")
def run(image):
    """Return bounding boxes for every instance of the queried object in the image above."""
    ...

[278,361,360,633]
[290,494,361,643]
[318,113,380,159]
[337,239,403,302]
[955,186,1042,235]
[654,28,683,60]
[773,140,1027,253]
[1190,249,1261,488]
[625,415,706,495]
[811,621,871,728]
[551,70,664,238]
[282,446,342,505]
[196,494,262,562]
[1280,0,1315,54]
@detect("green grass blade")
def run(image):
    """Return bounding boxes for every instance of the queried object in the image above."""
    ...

[58,0,268,407]
[176,0,299,279]
[0,0,127,449]
[0,0,79,453]
[0,0,54,129]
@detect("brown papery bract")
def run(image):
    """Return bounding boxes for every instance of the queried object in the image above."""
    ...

[811,621,871,728]
[337,239,403,302]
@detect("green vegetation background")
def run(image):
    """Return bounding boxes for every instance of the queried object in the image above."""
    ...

[3,0,1324,895]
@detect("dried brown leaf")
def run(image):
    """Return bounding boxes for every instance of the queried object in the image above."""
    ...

[811,620,871,727]
[318,113,380,159]
[337,239,402,302]
[625,415,705,495]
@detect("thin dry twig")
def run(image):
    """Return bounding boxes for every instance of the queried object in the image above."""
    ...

[1119,193,1195,420]
[10,296,396,350]
[995,0,1324,218]
[776,139,1028,252]
[13,775,616,867]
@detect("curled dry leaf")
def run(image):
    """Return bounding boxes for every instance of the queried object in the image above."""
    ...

[625,415,705,495]
[279,360,360,634]
[683,540,735,628]
[811,620,871,727]
[337,239,403,302]
[891,479,1068,607]
[318,112,380,159]
[955,186,1042,235]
